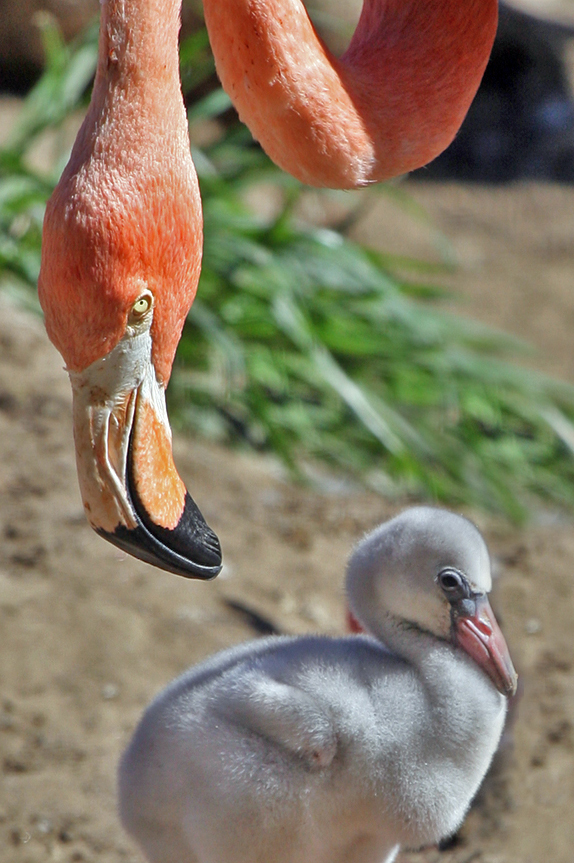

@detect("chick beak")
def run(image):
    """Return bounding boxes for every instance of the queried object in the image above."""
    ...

[454,594,518,697]
[69,324,222,580]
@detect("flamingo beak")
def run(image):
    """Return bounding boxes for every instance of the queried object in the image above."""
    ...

[69,322,222,579]
[453,595,517,697]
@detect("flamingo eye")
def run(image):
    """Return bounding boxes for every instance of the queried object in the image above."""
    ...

[130,292,153,321]
[437,568,466,598]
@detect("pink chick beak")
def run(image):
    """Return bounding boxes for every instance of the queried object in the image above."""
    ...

[455,595,518,697]
[346,608,364,634]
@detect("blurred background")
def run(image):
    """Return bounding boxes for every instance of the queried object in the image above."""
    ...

[1,2,574,862]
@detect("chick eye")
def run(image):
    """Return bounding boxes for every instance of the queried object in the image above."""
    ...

[437,568,466,598]
[130,292,153,321]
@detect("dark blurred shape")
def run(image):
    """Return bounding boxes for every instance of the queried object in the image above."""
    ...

[414,2,574,182]
[0,56,42,95]
[224,599,282,636]
[0,0,99,92]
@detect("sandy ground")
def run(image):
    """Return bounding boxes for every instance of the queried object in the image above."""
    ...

[1,156,574,863]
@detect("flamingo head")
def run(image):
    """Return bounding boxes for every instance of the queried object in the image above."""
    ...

[38,113,222,580]
[347,507,517,697]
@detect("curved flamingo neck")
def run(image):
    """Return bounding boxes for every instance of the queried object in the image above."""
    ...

[349,589,501,728]
[203,0,497,188]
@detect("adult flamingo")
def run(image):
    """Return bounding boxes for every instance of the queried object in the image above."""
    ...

[203,0,499,187]
[38,0,497,577]
[38,0,222,579]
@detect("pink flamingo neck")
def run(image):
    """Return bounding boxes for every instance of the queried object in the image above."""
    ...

[203,0,498,188]
[90,0,181,136]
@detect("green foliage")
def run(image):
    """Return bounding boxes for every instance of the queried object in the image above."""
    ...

[2,17,574,520]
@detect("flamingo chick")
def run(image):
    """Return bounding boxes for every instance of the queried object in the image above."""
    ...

[203,0,499,187]
[38,0,222,579]
[119,507,517,863]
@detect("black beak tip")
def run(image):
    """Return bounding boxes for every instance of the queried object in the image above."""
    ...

[97,489,223,580]
[98,521,222,580]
